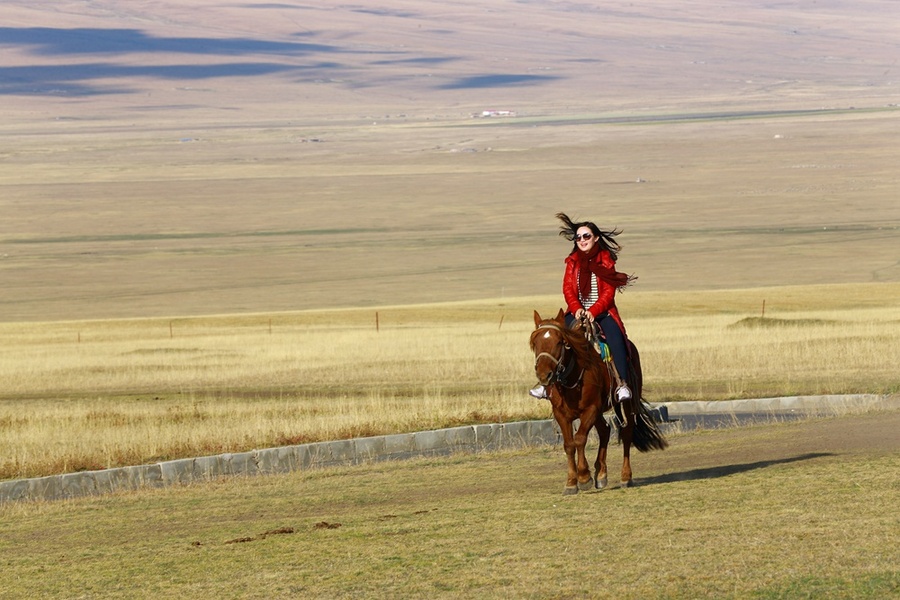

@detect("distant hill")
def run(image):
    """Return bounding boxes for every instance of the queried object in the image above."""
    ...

[4,0,897,123]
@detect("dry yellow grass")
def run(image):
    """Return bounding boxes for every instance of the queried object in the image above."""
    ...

[1,282,897,480]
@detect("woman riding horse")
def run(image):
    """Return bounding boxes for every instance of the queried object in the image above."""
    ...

[530,309,667,493]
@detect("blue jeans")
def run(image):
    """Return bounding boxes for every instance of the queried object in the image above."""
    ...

[566,312,629,384]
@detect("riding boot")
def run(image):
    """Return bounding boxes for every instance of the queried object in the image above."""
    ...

[609,362,631,403]
[529,384,549,399]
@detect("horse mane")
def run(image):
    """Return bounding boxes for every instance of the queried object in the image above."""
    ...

[559,324,607,383]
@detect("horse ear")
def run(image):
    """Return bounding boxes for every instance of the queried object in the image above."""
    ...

[555,308,565,321]
[533,310,542,327]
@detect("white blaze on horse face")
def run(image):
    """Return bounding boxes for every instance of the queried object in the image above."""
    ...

[543,332,551,339]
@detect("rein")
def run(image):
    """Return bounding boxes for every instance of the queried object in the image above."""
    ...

[534,323,584,389]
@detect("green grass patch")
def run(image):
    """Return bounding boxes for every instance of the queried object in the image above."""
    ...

[1,413,897,598]
[752,572,900,600]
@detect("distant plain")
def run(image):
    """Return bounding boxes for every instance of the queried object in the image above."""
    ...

[1,0,898,321]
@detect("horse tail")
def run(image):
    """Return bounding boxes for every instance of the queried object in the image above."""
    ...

[617,339,667,451]
[629,398,669,452]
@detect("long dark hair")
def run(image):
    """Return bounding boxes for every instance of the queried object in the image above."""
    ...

[556,212,623,261]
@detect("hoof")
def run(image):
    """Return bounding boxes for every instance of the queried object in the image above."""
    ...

[595,476,608,490]
[563,486,579,496]
[620,479,634,488]
[577,478,594,491]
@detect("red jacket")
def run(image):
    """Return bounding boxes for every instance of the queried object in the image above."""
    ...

[563,250,627,336]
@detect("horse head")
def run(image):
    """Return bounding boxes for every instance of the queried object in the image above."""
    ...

[530,308,569,386]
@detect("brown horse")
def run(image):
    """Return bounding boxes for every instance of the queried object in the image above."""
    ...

[530,309,667,495]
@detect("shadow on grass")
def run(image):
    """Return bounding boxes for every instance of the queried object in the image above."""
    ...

[638,452,834,486]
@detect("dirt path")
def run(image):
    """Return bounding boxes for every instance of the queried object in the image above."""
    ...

[636,410,899,485]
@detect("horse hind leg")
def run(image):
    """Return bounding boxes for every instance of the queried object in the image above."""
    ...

[594,417,610,490]
[617,409,635,487]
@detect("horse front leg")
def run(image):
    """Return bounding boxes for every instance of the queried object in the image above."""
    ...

[553,412,580,495]
[573,409,598,492]
[594,416,610,490]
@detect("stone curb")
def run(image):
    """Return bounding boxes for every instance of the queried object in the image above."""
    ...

[657,393,895,416]
[1,394,893,504]
[0,420,559,504]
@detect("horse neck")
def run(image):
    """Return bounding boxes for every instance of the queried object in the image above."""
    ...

[564,329,607,382]
[534,321,602,378]
[558,328,587,362]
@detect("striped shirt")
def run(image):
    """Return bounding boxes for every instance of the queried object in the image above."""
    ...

[576,272,599,308]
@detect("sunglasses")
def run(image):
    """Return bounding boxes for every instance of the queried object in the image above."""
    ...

[574,233,594,242]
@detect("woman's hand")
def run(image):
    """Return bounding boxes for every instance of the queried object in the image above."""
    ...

[575,308,594,323]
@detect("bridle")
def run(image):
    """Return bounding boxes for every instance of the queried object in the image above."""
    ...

[533,323,584,389]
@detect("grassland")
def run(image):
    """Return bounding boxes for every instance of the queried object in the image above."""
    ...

[1,412,897,599]
[1,3,899,597]
[1,282,897,481]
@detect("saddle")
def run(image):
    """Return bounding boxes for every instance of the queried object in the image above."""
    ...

[575,319,626,407]
[573,320,612,363]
